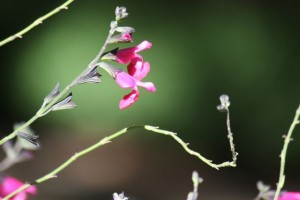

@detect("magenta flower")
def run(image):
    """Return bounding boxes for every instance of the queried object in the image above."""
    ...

[115,57,156,109]
[0,177,37,200]
[116,40,152,64]
[279,192,300,200]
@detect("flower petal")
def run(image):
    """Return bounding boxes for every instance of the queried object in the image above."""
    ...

[135,41,152,52]
[115,71,137,89]
[116,41,151,64]
[119,89,139,109]
[127,58,150,80]
[116,47,136,64]
[136,81,156,92]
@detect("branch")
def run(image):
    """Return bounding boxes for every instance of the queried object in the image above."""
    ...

[3,124,237,199]
[273,104,300,200]
[0,0,74,47]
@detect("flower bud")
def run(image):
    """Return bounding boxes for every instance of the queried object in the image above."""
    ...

[74,66,101,86]
[217,94,230,112]
[115,6,128,21]
[42,82,60,108]
[115,27,135,34]
[51,93,76,111]
[108,33,133,44]
[16,131,39,147]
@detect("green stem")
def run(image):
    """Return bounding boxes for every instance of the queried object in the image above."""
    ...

[0,86,71,146]
[3,125,237,200]
[273,104,300,200]
[0,115,39,146]
[0,0,74,47]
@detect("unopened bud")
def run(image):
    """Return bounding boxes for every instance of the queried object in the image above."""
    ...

[115,27,135,34]
[108,33,133,44]
[217,94,230,112]
[16,131,39,147]
[51,93,76,111]
[115,6,128,21]
[74,66,101,86]
[42,83,60,108]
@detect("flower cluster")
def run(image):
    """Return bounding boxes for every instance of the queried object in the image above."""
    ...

[99,7,156,109]
[113,41,156,109]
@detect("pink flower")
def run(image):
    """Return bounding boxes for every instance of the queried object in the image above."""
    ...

[116,41,152,64]
[115,57,156,109]
[0,177,37,200]
[279,192,300,200]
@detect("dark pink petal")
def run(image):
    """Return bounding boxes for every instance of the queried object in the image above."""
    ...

[119,89,139,109]
[115,71,137,89]
[116,41,151,64]
[116,47,137,64]
[127,58,150,80]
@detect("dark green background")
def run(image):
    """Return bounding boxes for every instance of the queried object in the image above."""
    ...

[0,0,299,199]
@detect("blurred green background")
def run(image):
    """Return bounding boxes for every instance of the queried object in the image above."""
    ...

[0,0,299,199]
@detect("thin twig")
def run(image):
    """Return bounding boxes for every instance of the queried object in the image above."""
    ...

[0,0,74,47]
[3,125,237,199]
[226,109,238,164]
[273,104,300,200]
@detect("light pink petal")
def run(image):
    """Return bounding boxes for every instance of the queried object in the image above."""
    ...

[116,47,136,64]
[135,41,152,53]
[119,89,139,109]
[279,192,300,200]
[115,71,137,89]
[136,81,156,92]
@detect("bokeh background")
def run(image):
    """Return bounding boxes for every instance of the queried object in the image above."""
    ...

[0,0,299,199]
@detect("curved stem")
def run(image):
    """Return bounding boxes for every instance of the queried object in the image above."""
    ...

[3,125,237,200]
[0,0,74,47]
[273,104,300,200]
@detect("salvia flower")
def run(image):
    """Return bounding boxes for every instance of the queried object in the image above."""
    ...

[279,192,300,200]
[115,41,152,64]
[115,57,156,109]
[0,176,37,200]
